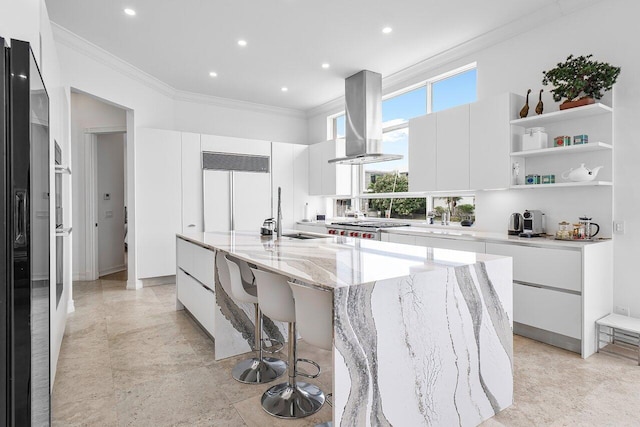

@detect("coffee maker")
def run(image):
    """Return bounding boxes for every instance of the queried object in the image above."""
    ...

[520,210,545,237]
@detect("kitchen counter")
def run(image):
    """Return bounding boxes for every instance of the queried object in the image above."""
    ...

[177,231,513,426]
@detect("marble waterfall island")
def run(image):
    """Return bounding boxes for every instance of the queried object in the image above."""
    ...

[177,232,514,426]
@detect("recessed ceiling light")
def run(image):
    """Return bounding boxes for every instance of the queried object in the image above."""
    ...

[321,63,330,69]
[382,27,393,34]
[124,8,136,16]
[209,71,218,77]
[281,87,288,92]
[237,40,247,47]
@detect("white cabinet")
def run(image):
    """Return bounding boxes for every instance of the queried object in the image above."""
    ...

[308,139,351,196]
[469,94,515,190]
[295,223,327,234]
[272,142,310,230]
[414,235,486,253]
[181,132,202,232]
[436,104,470,191]
[176,238,216,337]
[386,233,417,245]
[136,128,182,279]
[408,114,437,192]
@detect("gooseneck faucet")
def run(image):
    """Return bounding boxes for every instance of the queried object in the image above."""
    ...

[276,186,282,239]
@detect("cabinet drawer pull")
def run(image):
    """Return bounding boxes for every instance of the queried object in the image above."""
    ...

[513,280,581,296]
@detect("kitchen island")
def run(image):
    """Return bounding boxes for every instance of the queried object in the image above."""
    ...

[176,231,513,426]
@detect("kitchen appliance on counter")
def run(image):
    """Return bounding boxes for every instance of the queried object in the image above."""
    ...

[520,209,545,237]
[260,218,276,236]
[579,216,600,239]
[327,221,410,240]
[508,212,524,235]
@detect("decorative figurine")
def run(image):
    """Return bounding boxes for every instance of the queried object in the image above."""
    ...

[519,89,531,118]
[535,89,544,115]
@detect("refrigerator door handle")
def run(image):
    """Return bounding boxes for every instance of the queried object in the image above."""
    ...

[230,171,235,231]
[14,189,27,246]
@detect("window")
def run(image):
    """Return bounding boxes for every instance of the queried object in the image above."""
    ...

[430,196,476,224]
[329,64,477,220]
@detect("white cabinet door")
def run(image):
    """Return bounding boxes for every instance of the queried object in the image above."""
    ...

[469,94,512,190]
[136,128,182,279]
[201,134,271,156]
[177,269,215,337]
[308,143,322,196]
[292,144,309,222]
[272,142,296,229]
[386,233,417,245]
[436,104,470,191]
[233,171,272,232]
[203,170,230,232]
[181,132,202,232]
[414,236,485,253]
[408,114,437,192]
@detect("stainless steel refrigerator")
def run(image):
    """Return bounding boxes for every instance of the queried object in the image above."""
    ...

[1,37,50,426]
[202,151,271,232]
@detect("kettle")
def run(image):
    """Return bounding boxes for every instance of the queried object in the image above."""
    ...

[508,212,524,235]
[260,218,276,236]
[561,163,603,182]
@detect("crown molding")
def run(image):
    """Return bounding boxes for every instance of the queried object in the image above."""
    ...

[306,0,603,119]
[51,22,306,119]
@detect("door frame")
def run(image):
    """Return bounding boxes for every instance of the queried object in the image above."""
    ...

[83,126,126,281]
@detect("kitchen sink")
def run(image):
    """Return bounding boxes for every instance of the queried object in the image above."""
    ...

[282,232,327,240]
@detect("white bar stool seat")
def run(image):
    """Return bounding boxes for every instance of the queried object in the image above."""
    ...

[222,255,286,384]
[252,268,325,419]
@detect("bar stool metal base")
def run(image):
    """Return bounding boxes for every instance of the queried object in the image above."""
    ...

[261,381,325,419]
[232,357,287,384]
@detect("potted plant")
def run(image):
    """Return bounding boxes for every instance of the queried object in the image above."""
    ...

[542,54,620,110]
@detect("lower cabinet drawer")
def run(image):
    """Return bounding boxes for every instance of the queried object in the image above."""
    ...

[190,244,215,290]
[386,233,417,245]
[514,282,581,339]
[415,236,485,253]
[177,269,215,337]
[176,238,193,272]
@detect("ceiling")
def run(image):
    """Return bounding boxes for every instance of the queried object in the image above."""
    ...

[46,0,560,112]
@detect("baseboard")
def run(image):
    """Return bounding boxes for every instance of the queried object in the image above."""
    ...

[514,322,582,354]
[66,299,75,314]
[126,279,143,290]
[141,275,176,287]
[99,264,126,277]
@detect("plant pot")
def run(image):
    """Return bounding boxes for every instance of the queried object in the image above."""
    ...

[560,97,595,110]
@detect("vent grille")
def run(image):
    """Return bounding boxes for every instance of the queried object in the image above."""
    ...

[202,151,269,173]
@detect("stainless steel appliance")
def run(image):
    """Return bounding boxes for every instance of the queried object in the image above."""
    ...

[260,218,275,236]
[327,221,410,240]
[202,151,271,232]
[1,37,50,425]
[328,70,402,165]
[508,212,524,235]
[521,210,545,237]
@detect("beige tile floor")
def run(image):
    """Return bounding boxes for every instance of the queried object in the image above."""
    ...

[53,273,640,426]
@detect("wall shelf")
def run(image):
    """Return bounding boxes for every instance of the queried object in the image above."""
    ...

[510,181,613,190]
[510,103,612,127]
[510,142,612,158]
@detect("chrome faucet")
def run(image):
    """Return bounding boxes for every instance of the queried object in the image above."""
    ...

[276,186,283,239]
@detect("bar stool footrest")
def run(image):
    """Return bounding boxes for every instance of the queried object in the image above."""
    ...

[296,358,321,379]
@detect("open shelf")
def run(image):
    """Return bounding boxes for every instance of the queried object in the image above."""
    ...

[510,142,612,158]
[510,103,612,127]
[510,181,613,189]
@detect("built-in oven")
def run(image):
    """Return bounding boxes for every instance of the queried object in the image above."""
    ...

[327,221,411,240]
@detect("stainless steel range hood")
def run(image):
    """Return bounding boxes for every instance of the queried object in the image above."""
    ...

[328,70,402,165]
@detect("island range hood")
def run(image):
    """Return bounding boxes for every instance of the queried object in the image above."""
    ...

[328,70,403,165]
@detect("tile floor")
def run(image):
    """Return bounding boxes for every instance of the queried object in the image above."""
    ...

[53,273,640,426]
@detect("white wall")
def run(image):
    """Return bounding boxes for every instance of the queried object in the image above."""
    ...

[70,92,126,279]
[307,0,640,317]
[97,133,126,276]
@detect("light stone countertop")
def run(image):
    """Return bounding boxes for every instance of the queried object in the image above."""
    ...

[177,231,507,290]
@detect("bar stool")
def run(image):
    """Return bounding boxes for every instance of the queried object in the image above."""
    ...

[251,268,325,419]
[223,255,286,384]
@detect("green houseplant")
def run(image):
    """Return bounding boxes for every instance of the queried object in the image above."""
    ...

[542,54,620,110]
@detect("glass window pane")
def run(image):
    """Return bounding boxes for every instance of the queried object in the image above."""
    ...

[360,197,427,220]
[335,115,345,139]
[430,196,476,225]
[363,128,409,191]
[432,69,477,113]
[382,86,426,127]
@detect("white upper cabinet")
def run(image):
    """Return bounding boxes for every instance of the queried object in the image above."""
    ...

[436,104,470,191]
[469,93,515,190]
[181,132,203,232]
[309,139,351,196]
[200,134,271,156]
[408,113,437,192]
[136,128,182,279]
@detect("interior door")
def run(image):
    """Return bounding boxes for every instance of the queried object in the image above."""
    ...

[203,170,230,232]
[233,171,271,232]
